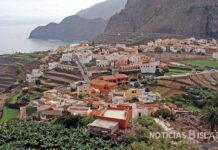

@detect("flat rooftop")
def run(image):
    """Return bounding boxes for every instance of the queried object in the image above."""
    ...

[89,119,119,129]
[103,109,126,120]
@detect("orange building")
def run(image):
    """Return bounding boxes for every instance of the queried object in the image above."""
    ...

[90,79,117,93]
[96,105,132,130]
[99,74,129,84]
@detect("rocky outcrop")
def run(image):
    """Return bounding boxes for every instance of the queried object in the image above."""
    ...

[93,0,218,45]
[29,15,107,41]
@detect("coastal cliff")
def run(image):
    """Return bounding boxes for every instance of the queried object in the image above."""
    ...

[29,0,127,41]
[29,15,107,41]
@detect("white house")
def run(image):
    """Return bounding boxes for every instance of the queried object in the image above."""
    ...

[195,48,206,54]
[170,45,183,53]
[147,41,154,47]
[60,53,73,62]
[139,91,161,103]
[96,59,111,68]
[131,103,148,119]
[106,53,128,62]
[140,61,160,74]
[70,81,87,89]
[26,69,44,83]
[48,62,58,70]
[129,55,141,63]
[196,39,207,44]
[212,52,218,60]
[79,55,92,64]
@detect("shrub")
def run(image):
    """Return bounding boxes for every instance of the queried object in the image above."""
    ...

[153,109,176,121]
[123,133,137,144]
[135,127,150,142]
[137,116,156,127]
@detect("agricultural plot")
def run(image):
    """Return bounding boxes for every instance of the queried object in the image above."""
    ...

[179,59,218,69]
[165,68,190,75]
[0,106,19,123]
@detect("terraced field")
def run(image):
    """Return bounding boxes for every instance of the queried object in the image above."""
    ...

[41,70,82,85]
[156,72,218,97]
[189,74,217,91]
[0,64,18,92]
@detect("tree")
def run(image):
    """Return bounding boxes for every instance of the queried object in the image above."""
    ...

[154,47,164,61]
[134,82,140,88]
[35,80,41,86]
[201,107,218,132]
[207,94,218,107]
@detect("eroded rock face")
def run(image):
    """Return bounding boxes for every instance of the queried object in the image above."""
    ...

[29,15,107,41]
[93,0,218,44]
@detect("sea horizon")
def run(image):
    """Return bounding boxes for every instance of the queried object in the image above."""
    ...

[0,23,74,55]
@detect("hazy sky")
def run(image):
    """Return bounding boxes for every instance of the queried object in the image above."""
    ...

[0,0,105,23]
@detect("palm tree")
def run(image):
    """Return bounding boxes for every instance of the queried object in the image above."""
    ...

[201,107,218,132]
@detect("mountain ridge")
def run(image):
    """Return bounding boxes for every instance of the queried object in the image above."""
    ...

[76,0,127,20]
[93,0,218,45]
[29,15,107,41]
[29,0,127,41]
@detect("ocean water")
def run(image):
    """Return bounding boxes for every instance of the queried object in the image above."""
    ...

[0,24,70,55]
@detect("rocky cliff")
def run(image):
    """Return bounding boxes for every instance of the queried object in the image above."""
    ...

[93,0,218,44]
[29,16,107,41]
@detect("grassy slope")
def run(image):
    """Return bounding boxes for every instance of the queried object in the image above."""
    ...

[0,106,19,123]
[11,92,23,104]
[165,68,190,75]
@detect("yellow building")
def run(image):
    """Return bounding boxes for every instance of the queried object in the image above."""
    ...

[161,39,178,46]
[43,89,57,100]
[77,84,89,96]
[124,89,141,101]
[89,88,101,97]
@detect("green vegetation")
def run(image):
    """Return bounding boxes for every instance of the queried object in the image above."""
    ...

[153,109,176,121]
[179,59,218,69]
[137,116,160,129]
[165,68,190,75]
[54,111,96,129]
[201,107,218,132]
[11,92,23,104]
[26,106,37,116]
[124,116,197,150]
[184,105,200,113]
[0,107,19,123]
[140,77,157,86]
[0,120,124,149]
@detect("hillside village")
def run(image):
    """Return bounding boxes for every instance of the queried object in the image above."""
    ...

[0,37,218,149]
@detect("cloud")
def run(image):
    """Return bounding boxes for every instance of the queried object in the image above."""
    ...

[0,0,105,21]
